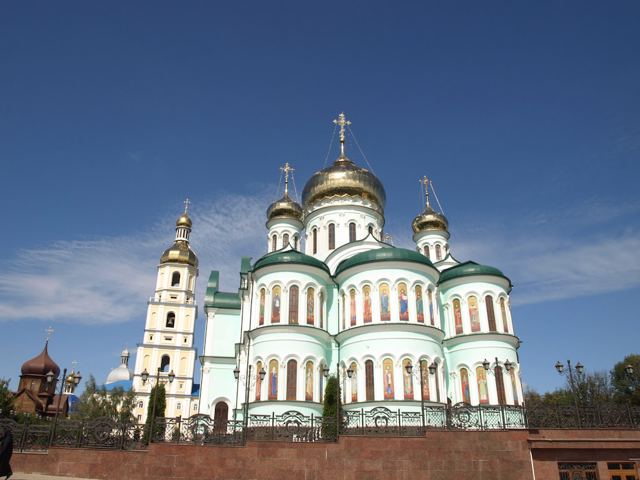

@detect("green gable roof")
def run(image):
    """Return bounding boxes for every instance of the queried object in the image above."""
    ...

[438,261,511,286]
[252,250,330,274]
[204,270,241,310]
[335,247,435,276]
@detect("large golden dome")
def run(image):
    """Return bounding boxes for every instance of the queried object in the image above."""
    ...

[411,205,448,233]
[301,156,386,211]
[266,193,303,223]
[160,240,198,267]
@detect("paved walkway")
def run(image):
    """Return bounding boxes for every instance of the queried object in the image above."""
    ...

[12,474,99,480]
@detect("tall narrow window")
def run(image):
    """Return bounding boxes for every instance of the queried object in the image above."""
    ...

[271,286,281,323]
[365,360,374,401]
[415,285,424,323]
[383,358,395,400]
[460,368,470,403]
[420,360,430,401]
[453,299,463,334]
[402,359,414,400]
[379,283,390,321]
[305,361,314,401]
[349,222,356,242]
[510,369,520,405]
[435,244,442,260]
[259,289,266,326]
[368,225,373,235]
[398,282,409,320]
[423,245,430,258]
[160,355,170,372]
[341,292,346,330]
[319,291,324,329]
[500,298,510,333]
[469,296,480,332]
[288,285,299,324]
[428,288,435,326]
[272,234,277,252]
[166,312,176,328]
[350,362,358,402]
[434,363,441,402]
[268,359,278,400]
[349,289,357,326]
[476,366,489,404]
[495,366,506,405]
[282,233,289,247]
[485,295,496,331]
[312,228,318,254]
[328,223,335,250]
[255,361,263,401]
[293,235,298,250]
[363,285,372,323]
[286,359,297,400]
[319,365,324,403]
[171,271,181,287]
[213,402,228,433]
[306,287,315,325]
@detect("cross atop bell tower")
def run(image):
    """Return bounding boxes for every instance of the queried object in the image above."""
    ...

[280,162,294,197]
[333,112,351,158]
[420,175,431,208]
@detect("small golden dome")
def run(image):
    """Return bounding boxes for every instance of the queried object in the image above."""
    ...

[301,156,386,211]
[412,206,449,234]
[160,240,198,267]
[266,194,303,223]
[176,213,192,228]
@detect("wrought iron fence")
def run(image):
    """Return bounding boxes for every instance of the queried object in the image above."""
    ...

[246,410,331,442]
[526,403,640,429]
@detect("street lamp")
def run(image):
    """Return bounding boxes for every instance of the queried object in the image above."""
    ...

[555,360,584,405]
[322,366,330,378]
[346,367,354,379]
[146,367,175,444]
[625,364,634,376]
[404,361,427,427]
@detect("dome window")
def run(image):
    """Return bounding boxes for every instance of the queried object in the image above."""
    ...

[349,222,356,243]
[283,233,289,247]
[171,272,180,287]
[328,224,336,250]
[312,228,318,254]
[271,234,277,252]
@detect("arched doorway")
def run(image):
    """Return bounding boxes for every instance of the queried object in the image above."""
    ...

[213,401,228,433]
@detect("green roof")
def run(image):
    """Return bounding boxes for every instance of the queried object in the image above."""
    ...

[335,247,434,276]
[252,250,330,274]
[204,271,241,310]
[438,261,511,286]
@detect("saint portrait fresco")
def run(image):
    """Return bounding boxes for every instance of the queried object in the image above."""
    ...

[305,361,314,401]
[350,362,358,402]
[350,288,357,326]
[420,360,430,400]
[402,359,414,399]
[255,361,263,401]
[415,285,424,322]
[476,366,488,404]
[306,287,315,325]
[268,359,278,400]
[398,283,409,320]
[363,285,372,323]
[272,286,281,323]
[469,296,480,332]
[380,283,390,321]
[460,368,470,403]
[453,298,463,334]
[383,358,394,399]
[289,285,299,324]
[259,288,265,326]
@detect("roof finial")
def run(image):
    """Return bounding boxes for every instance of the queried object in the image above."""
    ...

[280,162,294,197]
[183,198,191,214]
[45,326,54,343]
[333,112,351,158]
[420,176,431,208]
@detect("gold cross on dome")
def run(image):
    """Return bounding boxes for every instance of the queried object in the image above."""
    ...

[333,112,351,156]
[45,326,54,342]
[183,198,191,213]
[280,163,294,196]
[420,176,431,207]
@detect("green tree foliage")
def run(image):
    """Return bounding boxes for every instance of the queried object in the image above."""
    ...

[611,354,640,405]
[321,375,341,439]
[73,375,136,423]
[143,383,166,443]
[525,370,614,407]
[0,378,15,417]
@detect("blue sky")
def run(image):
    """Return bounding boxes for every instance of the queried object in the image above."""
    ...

[1,1,639,395]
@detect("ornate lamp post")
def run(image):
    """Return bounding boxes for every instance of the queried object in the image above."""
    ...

[141,367,175,443]
[232,364,266,430]
[554,360,584,404]
[404,361,426,427]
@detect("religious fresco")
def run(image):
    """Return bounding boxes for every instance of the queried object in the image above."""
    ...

[510,369,519,405]
[350,289,357,326]
[255,361,263,401]
[289,285,299,324]
[453,298,463,334]
[398,283,409,320]
[460,368,470,403]
[380,283,390,321]
[420,360,430,401]
[402,359,414,400]
[476,366,488,404]
[383,358,394,399]
[415,285,424,322]
[306,287,315,325]
[363,285,372,323]
[500,298,509,333]
[268,359,278,400]
[428,289,435,326]
[469,296,480,332]
[286,359,297,400]
[365,360,375,401]
[485,295,496,331]
[305,361,314,401]
[350,362,358,402]
[259,288,265,326]
[272,286,281,323]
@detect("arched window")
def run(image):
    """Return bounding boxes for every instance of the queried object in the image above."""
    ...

[485,295,496,331]
[363,285,372,323]
[288,285,299,324]
[255,361,263,401]
[453,299,463,334]
[415,285,424,323]
[435,244,442,261]
[305,361,314,401]
[379,283,390,321]
[349,289,357,326]
[213,402,228,433]
[460,368,470,403]
[383,358,395,399]
[428,288,435,326]
[420,360,430,401]
[500,298,510,333]
[469,296,480,332]
[259,288,266,326]
[306,287,315,325]
[341,292,346,330]
[286,359,297,400]
[312,228,318,254]
[319,365,325,403]
[268,359,278,400]
[349,222,356,242]
[160,355,170,373]
[397,283,409,321]
[328,223,335,250]
[365,360,375,401]
[271,286,281,323]
[368,225,374,235]
[476,366,489,404]
[496,366,507,405]
[319,291,324,329]
[272,234,277,252]
[402,359,414,400]
[166,312,175,328]
[293,235,298,250]
[434,363,441,402]
[510,369,520,406]
[282,233,289,247]
[171,271,180,287]
[349,362,358,402]
[423,245,430,258]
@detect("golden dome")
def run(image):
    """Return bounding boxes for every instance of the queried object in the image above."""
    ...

[176,213,192,228]
[160,240,198,267]
[301,156,386,211]
[411,205,449,234]
[266,193,303,223]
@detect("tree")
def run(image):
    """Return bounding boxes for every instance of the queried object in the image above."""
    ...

[73,375,136,423]
[0,379,15,418]
[321,375,341,440]
[611,354,640,405]
[143,383,166,443]
[524,371,613,407]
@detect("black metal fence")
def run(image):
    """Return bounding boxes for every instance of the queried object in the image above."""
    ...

[3,403,640,451]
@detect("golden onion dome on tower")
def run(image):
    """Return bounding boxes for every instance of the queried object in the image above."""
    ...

[411,205,449,233]
[160,201,198,267]
[266,193,303,223]
[176,212,192,228]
